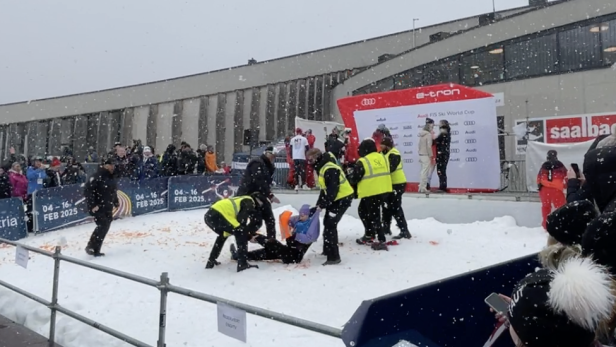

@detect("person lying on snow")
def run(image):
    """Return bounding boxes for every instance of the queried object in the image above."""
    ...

[229,204,320,265]
[204,192,265,272]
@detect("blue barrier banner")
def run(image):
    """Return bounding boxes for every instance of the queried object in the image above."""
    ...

[115,178,169,217]
[341,253,540,347]
[0,198,28,241]
[34,185,90,233]
[167,174,241,211]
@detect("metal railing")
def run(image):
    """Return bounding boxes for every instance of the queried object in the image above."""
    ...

[0,238,343,347]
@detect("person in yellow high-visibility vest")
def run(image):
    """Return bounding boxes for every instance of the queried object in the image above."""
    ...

[348,138,392,251]
[306,148,354,265]
[204,192,265,272]
[380,138,411,240]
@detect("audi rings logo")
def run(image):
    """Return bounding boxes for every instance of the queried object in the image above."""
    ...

[466,157,478,162]
[464,121,476,126]
[451,130,459,135]
[402,142,413,146]
[450,148,460,154]
[361,98,376,106]
[392,134,399,139]
[465,139,477,144]
[403,159,414,164]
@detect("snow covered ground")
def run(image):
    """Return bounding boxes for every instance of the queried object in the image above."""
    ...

[0,194,546,347]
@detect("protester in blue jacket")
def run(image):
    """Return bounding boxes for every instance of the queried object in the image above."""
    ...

[230,204,320,264]
[26,157,48,194]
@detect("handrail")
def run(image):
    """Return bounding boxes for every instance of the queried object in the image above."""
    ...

[0,237,344,347]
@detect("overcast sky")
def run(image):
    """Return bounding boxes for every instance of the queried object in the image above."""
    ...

[0,0,529,104]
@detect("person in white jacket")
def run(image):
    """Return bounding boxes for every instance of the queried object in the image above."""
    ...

[418,122,434,193]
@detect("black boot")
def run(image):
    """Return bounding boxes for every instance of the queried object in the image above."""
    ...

[205,259,221,269]
[85,247,95,255]
[392,231,412,240]
[237,261,259,272]
[371,242,389,251]
[230,244,238,261]
[323,258,341,266]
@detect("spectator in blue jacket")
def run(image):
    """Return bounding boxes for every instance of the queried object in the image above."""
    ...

[137,146,160,180]
[26,157,48,194]
[229,204,320,264]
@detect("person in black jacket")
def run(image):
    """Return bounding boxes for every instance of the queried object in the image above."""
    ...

[380,138,411,240]
[196,144,207,174]
[434,120,451,192]
[0,167,12,199]
[62,157,86,185]
[113,146,135,179]
[568,139,616,214]
[161,144,179,177]
[307,148,353,265]
[178,144,198,175]
[236,147,279,239]
[204,193,264,272]
[84,158,118,256]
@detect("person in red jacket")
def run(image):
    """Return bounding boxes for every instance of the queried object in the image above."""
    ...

[305,129,316,188]
[537,150,567,230]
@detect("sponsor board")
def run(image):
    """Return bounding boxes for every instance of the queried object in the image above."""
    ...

[515,112,616,154]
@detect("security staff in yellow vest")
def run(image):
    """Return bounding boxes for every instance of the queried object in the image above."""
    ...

[204,192,265,272]
[380,138,412,240]
[306,148,354,265]
[348,138,392,251]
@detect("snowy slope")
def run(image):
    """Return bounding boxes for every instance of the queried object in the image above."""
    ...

[0,195,546,347]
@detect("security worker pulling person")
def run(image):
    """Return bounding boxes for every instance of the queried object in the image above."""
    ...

[348,138,393,251]
[307,148,354,265]
[204,192,265,272]
[380,138,411,240]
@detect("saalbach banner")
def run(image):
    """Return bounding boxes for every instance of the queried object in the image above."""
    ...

[515,112,616,154]
[115,177,169,217]
[167,174,241,211]
[337,83,500,192]
[0,198,28,240]
[34,185,90,233]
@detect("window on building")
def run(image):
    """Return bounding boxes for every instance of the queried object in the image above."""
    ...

[352,84,375,96]
[505,34,558,79]
[394,68,424,90]
[422,58,460,85]
[460,48,505,86]
[558,24,603,72]
[374,78,395,93]
[600,19,616,65]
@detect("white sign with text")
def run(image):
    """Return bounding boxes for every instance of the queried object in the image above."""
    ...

[217,302,247,343]
[353,97,500,190]
[15,245,29,269]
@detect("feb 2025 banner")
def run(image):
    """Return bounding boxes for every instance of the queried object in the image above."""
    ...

[32,174,242,234]
[0,197,28,241]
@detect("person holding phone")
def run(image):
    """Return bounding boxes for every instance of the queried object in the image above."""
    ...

[536,150,567,230]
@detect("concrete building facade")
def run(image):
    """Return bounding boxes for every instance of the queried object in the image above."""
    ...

[0,0,614,162]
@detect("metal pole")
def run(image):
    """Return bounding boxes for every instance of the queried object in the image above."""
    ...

[157,272,169,347]
[48,246,61,347]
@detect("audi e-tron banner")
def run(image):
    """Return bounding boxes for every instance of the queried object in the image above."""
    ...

[337,84,500,192]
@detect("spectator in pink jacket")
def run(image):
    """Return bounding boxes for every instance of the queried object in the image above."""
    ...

[8,162,28,200]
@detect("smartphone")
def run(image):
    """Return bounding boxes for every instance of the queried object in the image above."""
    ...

[485,293,510,314]
[571,163,581,179]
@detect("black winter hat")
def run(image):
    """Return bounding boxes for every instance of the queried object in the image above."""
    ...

[102,157,116,166]
[508,257,614,347]
[582,211,616,275]
[546,200,597,246]
[425,118,435,124]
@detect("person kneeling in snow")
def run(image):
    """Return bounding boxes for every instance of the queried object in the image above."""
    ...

[229,204,320,265]
[204,192,265,272]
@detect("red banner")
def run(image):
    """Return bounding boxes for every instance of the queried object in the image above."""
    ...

[545,114,616,144]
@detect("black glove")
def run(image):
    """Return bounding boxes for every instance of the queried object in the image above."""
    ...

[537,183,542,191]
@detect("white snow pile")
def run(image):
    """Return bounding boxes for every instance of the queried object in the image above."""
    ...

[0,196,546,347]
[393,341,419,347]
